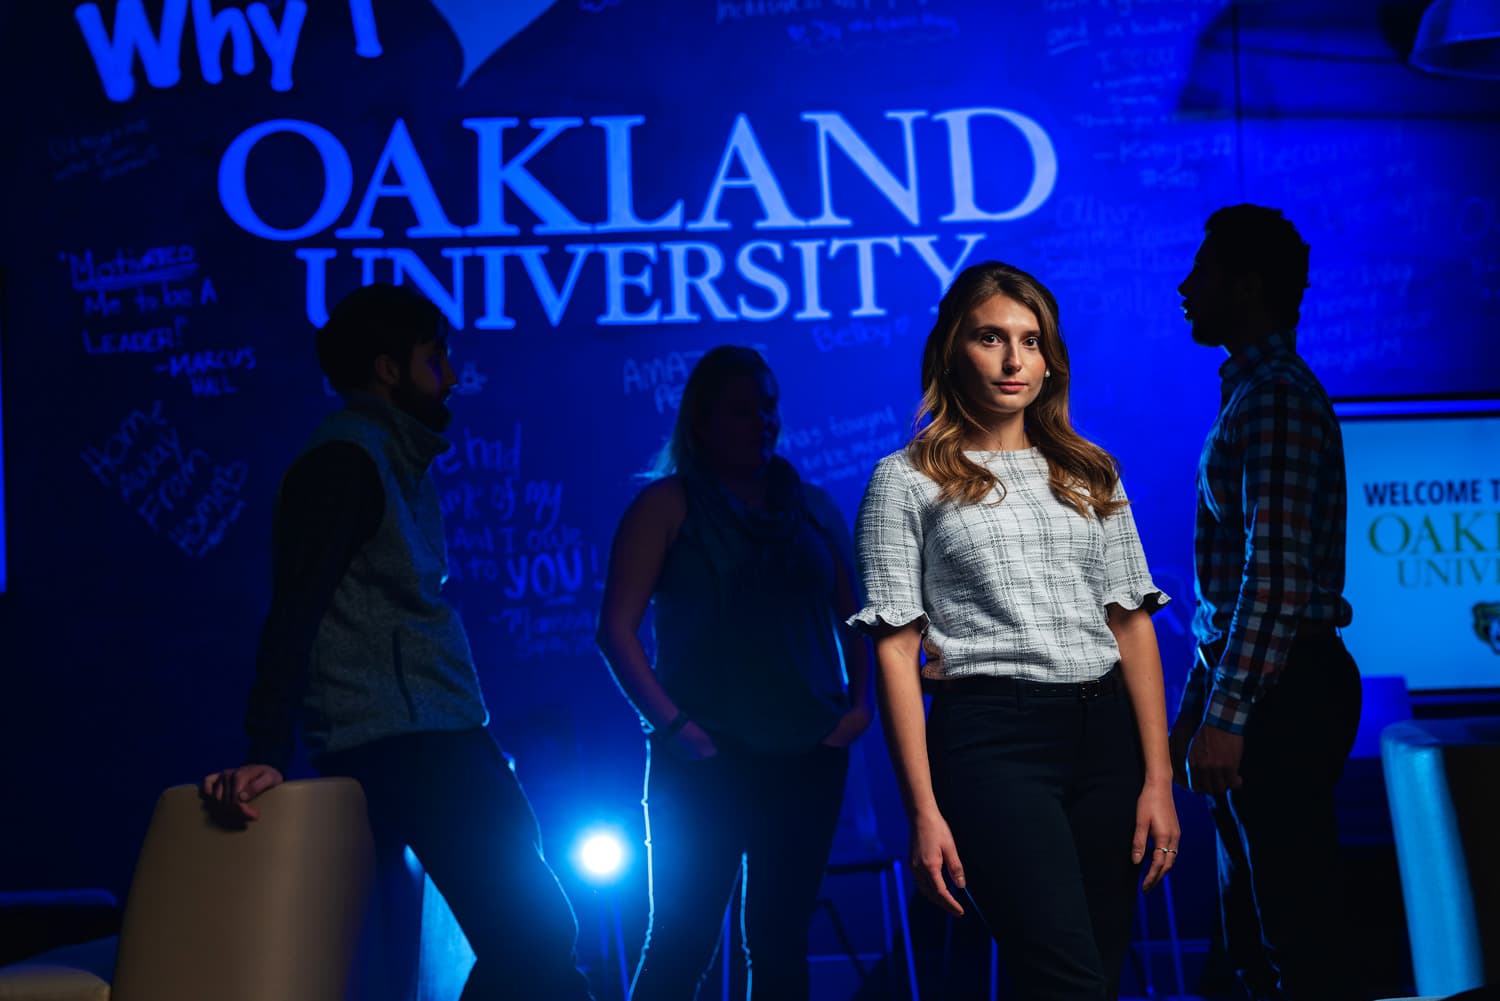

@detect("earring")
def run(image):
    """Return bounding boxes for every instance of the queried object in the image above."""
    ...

[1044,370,1052,378]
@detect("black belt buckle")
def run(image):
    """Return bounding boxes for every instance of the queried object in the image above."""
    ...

[1077,676,1105,701]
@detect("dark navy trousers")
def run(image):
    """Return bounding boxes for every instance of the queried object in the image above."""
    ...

[928,671,1145,1001]
[319,728,595,1001]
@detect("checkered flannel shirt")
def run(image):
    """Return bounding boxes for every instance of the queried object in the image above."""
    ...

[1181,332,1354,735]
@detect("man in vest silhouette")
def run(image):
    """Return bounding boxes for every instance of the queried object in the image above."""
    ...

[202,283,595,1001]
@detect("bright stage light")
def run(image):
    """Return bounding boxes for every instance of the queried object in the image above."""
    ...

[581,834,623,875]
[575,829,627,882]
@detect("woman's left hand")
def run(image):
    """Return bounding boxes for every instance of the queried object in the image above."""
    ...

[1133,779,1180,892]
[820,703,875,748]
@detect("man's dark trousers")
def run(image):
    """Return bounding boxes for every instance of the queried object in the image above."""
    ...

[320,727,595,1001]
[1210,629,1361,1001]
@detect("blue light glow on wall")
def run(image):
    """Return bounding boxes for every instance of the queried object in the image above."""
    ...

[1,0,1498,904]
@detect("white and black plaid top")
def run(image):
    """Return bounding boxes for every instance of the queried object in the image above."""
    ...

[849,447,1167,683]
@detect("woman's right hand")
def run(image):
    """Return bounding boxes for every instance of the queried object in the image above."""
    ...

[910,808,966,915]
[671,720,719,761]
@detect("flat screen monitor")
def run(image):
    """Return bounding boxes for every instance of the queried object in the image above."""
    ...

[1336,397,1500,693]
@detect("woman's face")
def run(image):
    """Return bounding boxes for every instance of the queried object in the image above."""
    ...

[949,292,1047,421]
[695,371,780,476]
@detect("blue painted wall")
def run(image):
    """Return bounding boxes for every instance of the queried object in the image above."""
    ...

[1,0,1496,978]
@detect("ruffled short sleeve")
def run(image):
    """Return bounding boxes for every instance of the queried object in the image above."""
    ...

[1100,479,1170,613]
[848,455,929,634]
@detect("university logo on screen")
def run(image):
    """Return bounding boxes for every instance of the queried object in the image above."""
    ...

[1361,476,1500,662]
[1474,602,1500,656]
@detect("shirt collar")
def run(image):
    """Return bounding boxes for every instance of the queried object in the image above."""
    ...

[1219,330,1298,386]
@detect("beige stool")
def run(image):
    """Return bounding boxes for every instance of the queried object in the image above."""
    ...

[0,778,375,1001]
[0,965,109,1001]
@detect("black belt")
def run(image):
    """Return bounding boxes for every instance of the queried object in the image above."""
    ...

[927,664,1123,701]
[1297,620,1341,639]
[1198,621,1342,667]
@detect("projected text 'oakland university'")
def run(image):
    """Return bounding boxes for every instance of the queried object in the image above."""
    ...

[217,109,1061,329]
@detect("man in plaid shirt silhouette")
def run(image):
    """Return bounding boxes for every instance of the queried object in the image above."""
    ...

[1171,205,1361,1001]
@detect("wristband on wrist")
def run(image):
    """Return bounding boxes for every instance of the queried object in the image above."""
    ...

[659,711,691,739]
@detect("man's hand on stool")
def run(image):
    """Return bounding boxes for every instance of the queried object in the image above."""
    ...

[200,765,284,826]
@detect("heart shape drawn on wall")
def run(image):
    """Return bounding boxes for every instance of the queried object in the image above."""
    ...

[427,0,559,86]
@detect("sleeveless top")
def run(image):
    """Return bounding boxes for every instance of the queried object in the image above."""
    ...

[651,458,849,754]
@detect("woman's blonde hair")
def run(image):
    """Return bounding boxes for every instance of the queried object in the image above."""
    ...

[646,345,776,479]
[909,261,1125,518]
